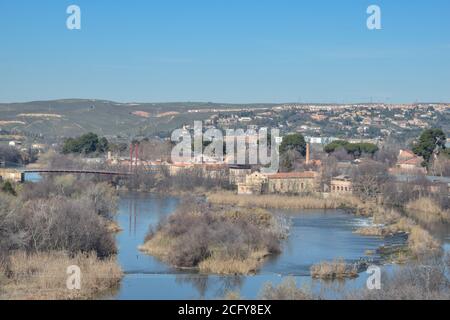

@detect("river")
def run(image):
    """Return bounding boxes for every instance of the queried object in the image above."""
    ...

[111,192,389,300]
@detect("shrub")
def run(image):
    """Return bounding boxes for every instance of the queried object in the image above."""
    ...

[17,197,117,258]
[354,255,450,300]
[81,182,118,219]
[408,226,442,258]
[0,194,23,262]
[259,277,313,300]
[13,176,119,257]
[140,203,287,274]
[0,145,23,165]
[1,181,16,196]
[310,259,359,279]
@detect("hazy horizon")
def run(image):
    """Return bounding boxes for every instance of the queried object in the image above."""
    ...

[0,97,449,106]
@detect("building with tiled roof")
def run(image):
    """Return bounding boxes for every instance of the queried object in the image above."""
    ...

[266,171,318,194]
[394,149,426,174]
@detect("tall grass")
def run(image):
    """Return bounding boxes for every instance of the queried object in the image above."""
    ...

[259,277,313,300]
[0,251,122,300]
[260,255,450,300]
[406,197,450,224]
[198,250,269,275]
[208,192,364,211]
[310,259,359,280]
[408,226,442,258]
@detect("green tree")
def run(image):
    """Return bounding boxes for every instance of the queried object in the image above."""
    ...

[280,133,307,156]
[324,141,378,158]
[62,133,109,155]
[349,143,379,157]
[324,140,350,154]
[97,137,109,153]
[412,128,447,167]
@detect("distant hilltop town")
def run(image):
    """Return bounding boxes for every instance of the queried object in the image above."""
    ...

[0,100,449,144]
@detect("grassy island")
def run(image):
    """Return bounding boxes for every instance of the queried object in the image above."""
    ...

[140,202,290,275]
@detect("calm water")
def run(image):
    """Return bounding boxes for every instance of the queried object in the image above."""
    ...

[112,192,387,300]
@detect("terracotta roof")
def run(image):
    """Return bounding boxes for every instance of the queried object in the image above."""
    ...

[268,171,317,180]
[398,149,416,159]
[398,157,422,166]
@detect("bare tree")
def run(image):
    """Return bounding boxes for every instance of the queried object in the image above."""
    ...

[319,156,339,191]
[0,145,23,166]
[351,161,391,200]
[374,144,399,166]
[18,197,116,257]
[431,154,450,177]
[139,139,172,161]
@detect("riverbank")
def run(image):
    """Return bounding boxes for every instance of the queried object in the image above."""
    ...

[405,197,450,224]
[208,192,447,265]
[354,206,443,262]
[0,251,123,300]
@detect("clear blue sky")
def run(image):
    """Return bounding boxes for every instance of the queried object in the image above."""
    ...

[0,0,449,103]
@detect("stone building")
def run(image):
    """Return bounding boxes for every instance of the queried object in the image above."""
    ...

[198,164,228,179]
[237,170,319,195]
[237,171,268,195]
[0,169,23,183]
[229,165,252,186]
[267,171,318,194]
[330,175,353,194]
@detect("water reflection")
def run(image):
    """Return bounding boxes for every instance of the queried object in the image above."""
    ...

[174,275,245,299]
